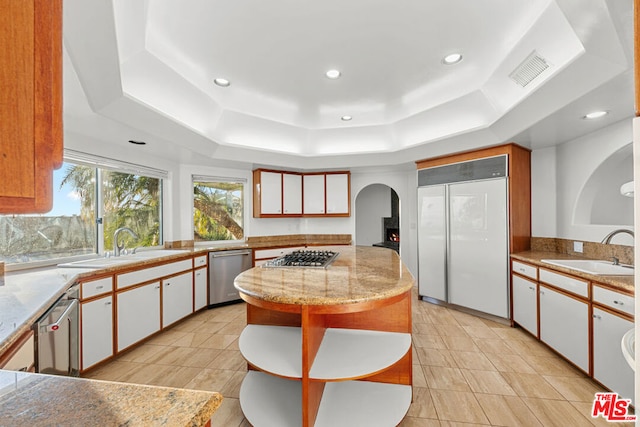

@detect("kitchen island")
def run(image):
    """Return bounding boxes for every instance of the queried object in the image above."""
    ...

[234,245,414,427]
[0,369,222,426]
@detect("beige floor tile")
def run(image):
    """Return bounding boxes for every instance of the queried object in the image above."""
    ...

[216,321,246,335]
[522,397,594,427]
[398,416,441,426]
[543,375,604,403]
[414,322,439,335]
[407,387,439,419]
[523,354,585,377]
[448,310,489,327]
[433,323,468,337]
[461,325,501,339]
[192,321,227,335]
[147,366,202,388]
[413,333,447,350]
[114,343,167,363]
[461,369,516,395]
[491,326,539,342]
[172,331,215,348]
[422,366,470,392]
[207,349,247,371]
[209,397,246,427]
[570,401,634,427]
[486,352,537,374]
[184,368,236,392]
[415,348,458,368]
[429,389,489,424]
[441,335,480,352]
[145,329,188,346]
[413,364,428,388]
[475,394,542,427]
[145,346,201,366]
[82,360,142,381]
[501,371,564,399]
[472,337,515,354]
[117,363,175,385]
[219,370,247,399]
[198,334,239,350]
[505,336,556,357]
[450,351,496,371]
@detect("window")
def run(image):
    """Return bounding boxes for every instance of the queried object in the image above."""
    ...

[0,152,165,266]
[193,177,245,242]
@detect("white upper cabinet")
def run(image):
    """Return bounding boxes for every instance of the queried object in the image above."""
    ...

[325,173,350,215]
[257,170,282,215]
[303,174,325,214]
[282,173,302,215]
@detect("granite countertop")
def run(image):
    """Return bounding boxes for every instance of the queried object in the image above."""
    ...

[0,370,222,426]
[0,234,353,355]
[511,250,634,294]
[234,245,415,306]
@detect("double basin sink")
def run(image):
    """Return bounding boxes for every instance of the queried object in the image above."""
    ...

[541,259,634,276]
[57,249,190,269]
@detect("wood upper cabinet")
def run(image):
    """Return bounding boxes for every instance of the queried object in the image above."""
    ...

[254,169,350,218]
[0,0,63,213]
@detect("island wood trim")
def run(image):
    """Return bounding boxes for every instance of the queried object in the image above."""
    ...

[416,143,531,253]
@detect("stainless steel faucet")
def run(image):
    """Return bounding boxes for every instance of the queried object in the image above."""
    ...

[600,229,635,244]
[113,227,138,257]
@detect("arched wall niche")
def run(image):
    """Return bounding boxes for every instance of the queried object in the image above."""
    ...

[355,183,400,250]
[574,142,633,227]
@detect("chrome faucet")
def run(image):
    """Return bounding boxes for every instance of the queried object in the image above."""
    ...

[600,229,635,245]
[113,227,138,257]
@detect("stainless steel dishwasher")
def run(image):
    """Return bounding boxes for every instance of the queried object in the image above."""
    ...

[209,249,252,306]
[34,284,80,376]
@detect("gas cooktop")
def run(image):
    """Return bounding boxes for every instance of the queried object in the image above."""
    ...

[263,249,339,268]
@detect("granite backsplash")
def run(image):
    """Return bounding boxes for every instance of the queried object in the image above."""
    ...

[531,237,634,266]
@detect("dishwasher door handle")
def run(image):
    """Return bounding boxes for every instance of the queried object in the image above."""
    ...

[40,299,78,333]
[211,251,251,258]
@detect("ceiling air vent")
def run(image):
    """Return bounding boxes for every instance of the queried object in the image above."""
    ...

[509,51,549,87]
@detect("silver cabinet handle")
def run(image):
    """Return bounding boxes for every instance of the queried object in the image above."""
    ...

[105,301,112,306]
[593,314,602,319]
[539,290,545,295]
[96,285,103,290]
[528,286,535,290]
[613,300,624,305]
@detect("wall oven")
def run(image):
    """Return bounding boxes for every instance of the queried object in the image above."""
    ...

[34,284,80,376]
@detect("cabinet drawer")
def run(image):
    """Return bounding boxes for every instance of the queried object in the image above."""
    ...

[194,255,207,268]
[593,286,634,317]
[539,268,588,298]
[81,276,113,299]
[512,260,537,280]
[117,259,192,289]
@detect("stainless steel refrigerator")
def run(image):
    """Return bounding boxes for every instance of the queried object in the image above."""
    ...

[417,156,509,318]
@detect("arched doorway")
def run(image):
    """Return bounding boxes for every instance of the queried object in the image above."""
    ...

[355,184,400,253]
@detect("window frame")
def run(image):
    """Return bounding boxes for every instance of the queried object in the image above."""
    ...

[2,150,167,271]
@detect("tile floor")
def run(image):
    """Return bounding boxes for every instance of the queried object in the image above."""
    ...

[84,287,630,426]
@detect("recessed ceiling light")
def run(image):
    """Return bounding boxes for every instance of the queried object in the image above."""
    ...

[128,140,146,145]
[442,53,463,65]
[583,110,608,119]
[326,69,341,79]
[214,78,231,87]
[341,115,352,121]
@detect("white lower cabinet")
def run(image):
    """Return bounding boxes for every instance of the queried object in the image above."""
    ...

[511,274,538,336]
[162,271,193,327]
[539,285,589,372]
[117,282,161,352]
[81,295,113,370]
[592,307,634,402]
[194,267,207,311]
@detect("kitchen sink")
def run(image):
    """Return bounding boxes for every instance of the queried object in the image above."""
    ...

[57,249,190,268]
[541,259,634,276]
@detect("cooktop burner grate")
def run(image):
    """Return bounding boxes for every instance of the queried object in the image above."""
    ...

[263,249,339,268]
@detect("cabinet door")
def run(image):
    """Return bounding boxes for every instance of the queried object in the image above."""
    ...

[81,295,113,370]
[593,307,634,402]
[260,171,282,214]
[512,275,537,336]
[282,173,302,215]
[0,0,62,213]
[539,285,589,372]
[163,271,193,327]
[325,173,349,214]
[194,267,208,311]
[417,185,446,301]
[117,282,160,352]
[303,174,325,214]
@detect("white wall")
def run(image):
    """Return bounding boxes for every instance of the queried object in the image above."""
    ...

[532,119,634,245]
[355,184,391,246]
